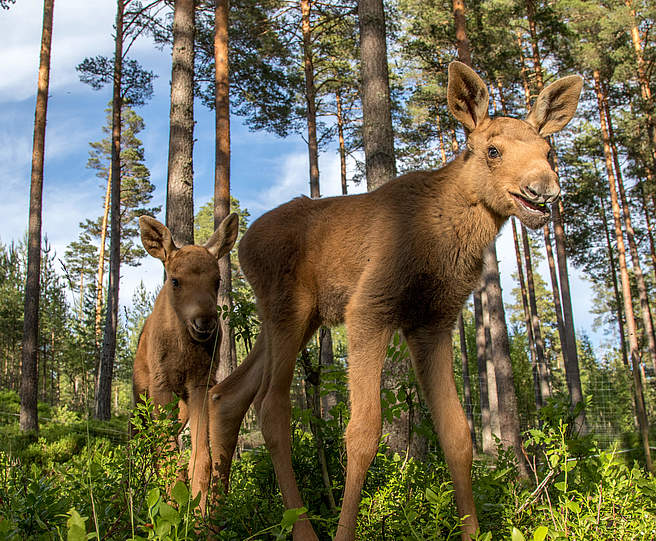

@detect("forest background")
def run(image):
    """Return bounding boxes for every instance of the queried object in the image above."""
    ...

[2,0,656,539]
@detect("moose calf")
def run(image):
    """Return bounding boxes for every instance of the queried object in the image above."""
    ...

[133,213,238,511]
[207,61,583,540]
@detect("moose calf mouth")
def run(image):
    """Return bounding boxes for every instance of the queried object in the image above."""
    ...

[510,192,550,215]
[188,323,217,343]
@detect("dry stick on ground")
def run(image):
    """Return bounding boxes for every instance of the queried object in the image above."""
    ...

[207,62,583,541]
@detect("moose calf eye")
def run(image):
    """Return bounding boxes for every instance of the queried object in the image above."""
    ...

[487,146,500,159]
[171,278,180,288]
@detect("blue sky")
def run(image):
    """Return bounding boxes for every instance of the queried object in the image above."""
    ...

[0,0,606,349]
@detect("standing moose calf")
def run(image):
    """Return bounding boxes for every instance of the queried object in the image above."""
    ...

[207,62,583,540]
[133,213,238,512]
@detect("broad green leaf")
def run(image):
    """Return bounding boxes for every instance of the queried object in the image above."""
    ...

[281,507,308,530]
[171,481,189,507]
[146,488,160,510]
[533,525,548,541]
[511,527,526,541]
[159,501,179,522]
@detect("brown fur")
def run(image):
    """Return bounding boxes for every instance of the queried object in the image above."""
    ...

[133,213,238,512]
[208,62,583,539]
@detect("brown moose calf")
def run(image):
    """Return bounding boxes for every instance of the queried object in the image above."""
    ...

[207,61,583,541]
[133,213,238,511]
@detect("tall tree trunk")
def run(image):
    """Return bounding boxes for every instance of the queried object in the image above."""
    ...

[511,219,543,411]
[95,170,111,345]
[603,96,656,371]
[358,0,395,190]
[521,224,551,404]
[301,0,320,199]
[458,312,477,451]
[95,0,124,421]
[552,202,586,431]
[483,245,529,476]
[300,0,339,495]
[638,180,656,281]
[593,69,653,472]
[599,190,629,368]
[474,289,493,453]
[480,283,501,441]
[20,0,54,434]
[214,0,235,382]
[166,0,195,247]
[336,90,348,195]
[625,0,656,170]
[452,0,472,66]
[300,347,337,512]
[524,1,585,421]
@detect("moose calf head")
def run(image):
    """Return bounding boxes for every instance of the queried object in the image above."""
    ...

[447,61,583,229]
[139,214,239,343]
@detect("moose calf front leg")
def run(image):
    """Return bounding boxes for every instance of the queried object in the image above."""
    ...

[187,386,212,514]
[405,329,478,540]
[334,321,392,541]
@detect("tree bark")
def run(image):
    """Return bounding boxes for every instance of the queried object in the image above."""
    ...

[166,0,195,247]
[213,0,236,383]
[599,190,629,368]
[358,0,395,190]
[95,170,111,345]
[625,0,656,171]
[458,312,477,451]
[301,0,320,198]
[603,95,656,372]
[473,289,493,453]
[95,0,124,421]
[593,69,652,472]
[336,90,348,195]
[20,0,54,434]
[483,244,529,477]
[511,219,541,409]
[480,283,501,441]
[452,0,472,66]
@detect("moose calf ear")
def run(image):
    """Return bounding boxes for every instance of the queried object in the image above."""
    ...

[526,75,583,136]
[139,216,177,263]
[205,212,239,260]
[447,61,490,132]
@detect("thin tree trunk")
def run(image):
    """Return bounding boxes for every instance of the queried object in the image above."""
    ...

[358,0,396,190]
[483,245,529,476]
[454,0,526,472]
[214,0,235,382]
[511,218,542,410]
[452,0,472,66]
[436,115,447,165]
[95,170,111,344]
[552,202,586,431]
[625,0,656,170]
[458,312,477,451]
[336,90,348,195]
[20,0,54,434]
[300,347,337,512]
[301,0,320,198]
[166,0,195,247]
[524,0,581,404]
[521,224,550,405]
[598,189,629,367]
[480,282,501,441]
[638,180,656,281]
[604,95,656,371]
[473,289,492,453]
[594,69,652,472]
[95,0,124,421]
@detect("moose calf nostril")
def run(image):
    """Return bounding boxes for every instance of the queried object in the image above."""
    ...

[194,317,217,332]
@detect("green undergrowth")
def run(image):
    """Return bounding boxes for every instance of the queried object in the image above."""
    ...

[0,393,655,540]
